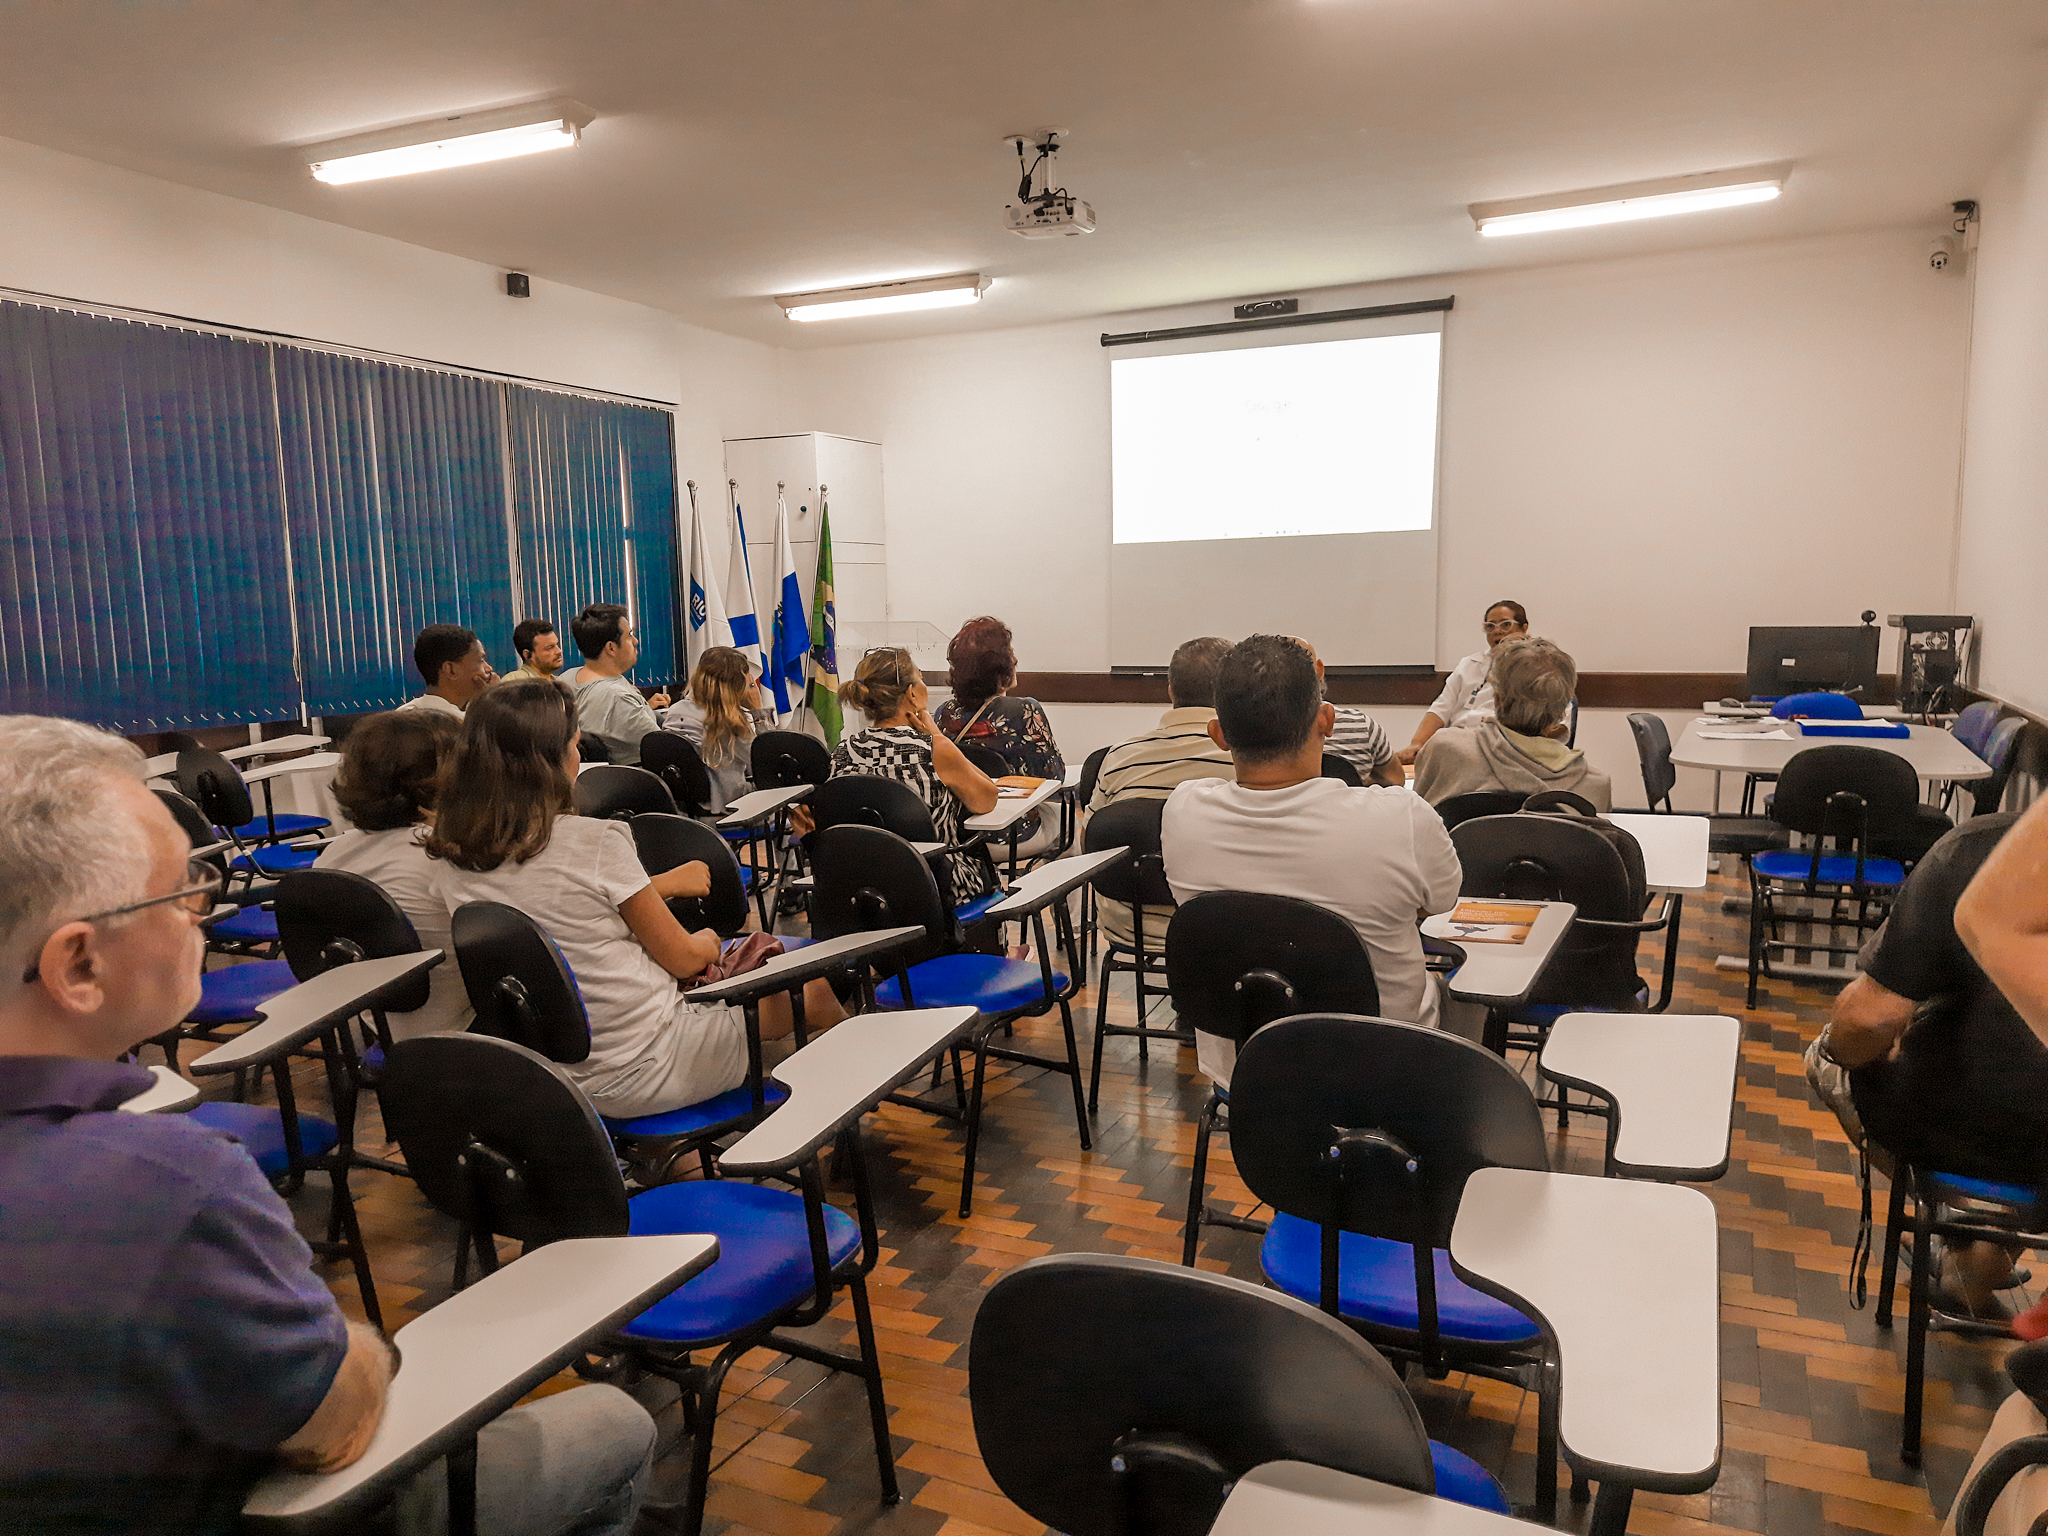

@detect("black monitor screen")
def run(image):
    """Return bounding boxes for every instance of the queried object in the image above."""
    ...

[1746,626,1880,700]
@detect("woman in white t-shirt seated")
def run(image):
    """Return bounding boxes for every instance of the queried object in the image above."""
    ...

[425,678,843,1120]
[314,710,474,1039]
[1396,599,1529,766]
[661,646,766,815]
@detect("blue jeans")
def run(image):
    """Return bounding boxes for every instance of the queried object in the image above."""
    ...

[394,1384,657,1536]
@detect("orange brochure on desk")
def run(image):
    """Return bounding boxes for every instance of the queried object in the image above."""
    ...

[1441,900,1542,944]
[995,775,1046,799]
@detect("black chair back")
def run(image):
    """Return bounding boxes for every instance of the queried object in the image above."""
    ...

[176,748,255,831]
[629,813,750,937]
[1082,798,1175,910]
[577,732,613,765]
[276,869,431,1012]
[969,1253,1440,1536]
[1434,791,1528,829]
[572,764,677,822]
[753,730,832,790]
[1076,745,1110,809]
[1952,700,2002,758]
[1771,745,1919,841]
[1627,712,1678,810]
[1165,893,1378,1046]
[1320,753,1363,787]
[1451,811,1647,1008]
[1230,1014,1547,1252]
[156,788,227,870]
[809,825,951,968]
[1973,716,2026,817]
[809,774,941,841]
[379,1033,628,1249]
[638,732,716,816]
[451,901,593,1064]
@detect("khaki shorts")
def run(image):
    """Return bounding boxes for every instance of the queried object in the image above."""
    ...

[585,1000,749,1121]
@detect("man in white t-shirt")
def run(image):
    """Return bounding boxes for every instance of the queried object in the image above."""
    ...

[397,624,495,718]
[1162,633,1463,1086]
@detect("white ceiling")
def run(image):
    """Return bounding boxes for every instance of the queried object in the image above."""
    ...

[2,1,2044,348]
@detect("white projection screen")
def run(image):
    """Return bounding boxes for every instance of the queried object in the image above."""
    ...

[1108,309,1446,668]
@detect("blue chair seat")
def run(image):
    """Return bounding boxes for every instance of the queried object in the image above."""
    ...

[1261,1214,1541,1345]
[620,1179,860,1347]
[225,812,330,839]
[602,1081,790,1140]
[738,866,753,893]
[189,1101,339,1178]
[187,959,297,1025]
[1430,1441,1512,1514]
[1928,1172,2036,1208]
[875,954,1064,1015]
[953,890,1005,925]
[231,845,322,877]
[209,905,279,944]
[1752,850,1905,887]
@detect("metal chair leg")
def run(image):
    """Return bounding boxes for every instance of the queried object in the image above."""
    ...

[1875,1173,1908,1328]
[1184,1103,1215,1266]
[958,1034,992,1219]
[1902,1177,1932,1465]
[847,1275,903,1504]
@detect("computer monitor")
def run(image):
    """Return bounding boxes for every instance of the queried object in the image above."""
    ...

[1746,625,1880,701]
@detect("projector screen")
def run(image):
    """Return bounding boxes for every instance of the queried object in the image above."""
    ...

[1108,312,1445,669]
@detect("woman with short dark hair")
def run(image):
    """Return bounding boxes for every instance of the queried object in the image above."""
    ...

[315,710,472,1038]
[933,616,1065,780]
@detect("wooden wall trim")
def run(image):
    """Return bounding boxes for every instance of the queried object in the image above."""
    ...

[928,670,1765,709]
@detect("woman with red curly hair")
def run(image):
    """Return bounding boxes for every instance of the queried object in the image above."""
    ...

[932,616,1065,780]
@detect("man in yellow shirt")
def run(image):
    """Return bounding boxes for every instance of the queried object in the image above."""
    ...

[506,618,563,683]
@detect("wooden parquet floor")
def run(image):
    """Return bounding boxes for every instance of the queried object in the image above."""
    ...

[219,862,2031,1536]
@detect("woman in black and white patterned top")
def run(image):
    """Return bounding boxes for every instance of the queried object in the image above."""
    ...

[830,646,1001,903]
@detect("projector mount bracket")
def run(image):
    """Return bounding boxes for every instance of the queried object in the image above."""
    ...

[1004,128,1073,215]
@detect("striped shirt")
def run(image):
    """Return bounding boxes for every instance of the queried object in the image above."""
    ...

[1088,708,1237,813]
[1325,707,1394,777]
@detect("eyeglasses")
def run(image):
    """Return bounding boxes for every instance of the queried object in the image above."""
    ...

[1483,619,1527,632]
[18,858,224,984]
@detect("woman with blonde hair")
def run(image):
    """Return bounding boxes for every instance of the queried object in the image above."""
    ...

[662,646,765,813]
[426,677,842,1120]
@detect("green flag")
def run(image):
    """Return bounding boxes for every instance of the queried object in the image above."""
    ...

[807,498,844,747]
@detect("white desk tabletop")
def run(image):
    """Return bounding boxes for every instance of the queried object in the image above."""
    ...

[1420,901,1576,1008]
[143,752,181,780]
[222,734,331,762]
[242,1234,719,1527]
[1703,703,1910,722]
[189,952,442,1074]
[1451,1167,1720,1491]
[1540,1013,1740,1180]
[1605,813,1709,894]
[240,751,342,785]
[983,846,1128,918]
[685,926,924,1005]
[1211,1461,1527,1536]
[718,784,810,826]
[721,1006,978,1173]
[118,1064,200,1115]
[966,776,1063,832]
[1062,761,1084,790]
[1673,719,1987,782]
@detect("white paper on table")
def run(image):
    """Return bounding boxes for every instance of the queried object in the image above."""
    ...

[1697,728,1792,740]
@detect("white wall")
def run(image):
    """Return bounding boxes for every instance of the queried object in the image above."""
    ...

[1954,90,2048,720]
[786,228,1971,677]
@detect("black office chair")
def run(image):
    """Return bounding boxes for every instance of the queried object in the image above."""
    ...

[628,812,753,938]
[1626,711,1786,856]
[1959,715,2026,819]
[959,741,1010,779]
[1076,743,1110,809]
[1433,791,1528,830]
[1083,799,1183,1112]
[577,732,613,764]
[1950,1340,2048,1536]
[638,732,717,818]
[156,787,278,957]
[752,729,832,790]
[378,1030,903,1536]
[177,748,327,877]
[1228,1013,1559,1520]
[1746,746,1921,1007]
[969,1253,1511,1536]
[167,733,329,843]
[1320,753,1364,787]
[572,763,678,821]
[808,774,1005,930]
[1164,892,1379,1266]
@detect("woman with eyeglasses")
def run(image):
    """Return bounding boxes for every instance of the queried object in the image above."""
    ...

[1396,599,1531,767]
[829,646,1001,905]
[425,678,843,1121]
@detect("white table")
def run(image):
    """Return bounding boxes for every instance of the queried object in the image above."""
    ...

[240,750,343,786]
[717,783,811,827]
[143,751,181,781]
[222,734,331,762]
[1604,813,1708,894]
[1673,719,1987,813]
[1211,1461,1527,1536]
[1421,901,1576,1011]
[118,1063,200,1115]
[241,1234,719,1531]
[1450,1167,1720,1536]
[190,952,443,1075]
[1539,1013,1740,1180]
[984,846,1127,919]
[965,775,1063,834]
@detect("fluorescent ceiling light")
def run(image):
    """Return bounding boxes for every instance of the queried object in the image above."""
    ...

[303,100,592,185]
[776,272,989,322]
[1471,163,1790,238]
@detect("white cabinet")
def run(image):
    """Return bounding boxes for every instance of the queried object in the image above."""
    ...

[720,432,885,645]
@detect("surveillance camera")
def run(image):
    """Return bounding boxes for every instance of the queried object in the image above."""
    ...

[1930,236,1958,272]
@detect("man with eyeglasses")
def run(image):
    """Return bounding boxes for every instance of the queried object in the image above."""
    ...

[0,717,657,1534]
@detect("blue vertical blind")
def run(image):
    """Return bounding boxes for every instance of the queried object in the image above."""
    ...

[0,301,297,731]
[505,386,681,686]
[0,298,679,729]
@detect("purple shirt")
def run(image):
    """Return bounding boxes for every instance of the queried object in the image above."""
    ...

[0,1057,348,1533]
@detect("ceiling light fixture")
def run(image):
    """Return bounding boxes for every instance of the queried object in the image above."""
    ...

[775,272,989,322]
[1470,163,1791,238]
[303,100,593,186]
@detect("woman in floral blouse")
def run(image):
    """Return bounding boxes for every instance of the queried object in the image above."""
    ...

[932,616,1066,780]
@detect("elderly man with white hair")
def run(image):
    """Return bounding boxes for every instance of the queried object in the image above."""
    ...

[0,716,657,1535]
[1411,635,1611,812]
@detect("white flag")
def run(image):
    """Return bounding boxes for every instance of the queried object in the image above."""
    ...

[725,490,768,680]
[685,486,735,674]
[766,492,809,721]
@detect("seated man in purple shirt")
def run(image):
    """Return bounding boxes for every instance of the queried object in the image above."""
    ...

[0,717,656,1535]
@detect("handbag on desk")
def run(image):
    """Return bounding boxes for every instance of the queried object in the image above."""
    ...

[685,931,784,989]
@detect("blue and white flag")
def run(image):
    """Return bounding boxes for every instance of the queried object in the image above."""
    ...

[725,490,768,680]
[767,492,809,719]
[685,483,734,673]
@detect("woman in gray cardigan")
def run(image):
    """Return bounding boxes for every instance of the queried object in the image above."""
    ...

[1412,636,1611,812]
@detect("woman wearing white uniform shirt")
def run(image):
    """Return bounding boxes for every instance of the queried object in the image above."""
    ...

[1396,599,1529,766]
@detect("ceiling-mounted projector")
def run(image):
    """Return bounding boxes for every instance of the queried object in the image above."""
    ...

[1004,128,1096,238]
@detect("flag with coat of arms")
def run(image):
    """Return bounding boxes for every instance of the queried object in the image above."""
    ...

[807,497,843,747]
